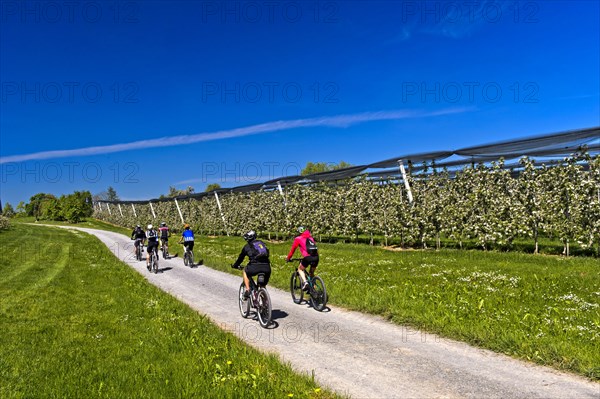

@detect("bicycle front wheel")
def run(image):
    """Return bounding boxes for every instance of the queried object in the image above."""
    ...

[290,271,304,304]
[238,283,250,318]
[310,276,328,311]
[256,288,272,328]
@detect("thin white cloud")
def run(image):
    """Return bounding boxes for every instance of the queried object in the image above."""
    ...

[0,107,471,164]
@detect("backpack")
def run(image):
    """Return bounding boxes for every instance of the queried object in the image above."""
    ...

[305,237,318,256]
[250,240,269,260]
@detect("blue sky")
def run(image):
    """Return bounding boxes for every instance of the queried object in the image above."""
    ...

[1,0,599,205]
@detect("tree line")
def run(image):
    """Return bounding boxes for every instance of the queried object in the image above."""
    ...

[3,191,94,223]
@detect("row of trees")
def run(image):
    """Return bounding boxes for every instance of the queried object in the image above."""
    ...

[94,155,600,256]
[5,191,94,223]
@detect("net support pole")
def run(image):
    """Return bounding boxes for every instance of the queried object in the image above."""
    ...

[398,159,414,203]
[174,198,185,224]
[106,202,112,215]
[118,204,123,217]
[277,181,287,207]
[131,204,137,218]
[149,202,156,219]
[214,192,229,236]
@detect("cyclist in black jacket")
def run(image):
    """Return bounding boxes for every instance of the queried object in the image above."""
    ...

[231,230,271,298]
[146,224,159,269]
[131,225,146,256]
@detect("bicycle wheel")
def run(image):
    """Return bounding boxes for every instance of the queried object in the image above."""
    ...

[136,246,142,261]
[310,276,328,311]
[162,246,167,259]
[290,271,304,304]
[152,253,159,274]
[238,283,250,318]
[189,251,194,267]
[183,251,189,266]
[256,288,272,328]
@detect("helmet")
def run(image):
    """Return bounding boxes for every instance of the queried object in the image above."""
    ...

[243,230,257,242]
[147,224,153,230]
[184,223,190,229]
[161,222,166,227]
[136,225,141,228]
[297,226,306,234]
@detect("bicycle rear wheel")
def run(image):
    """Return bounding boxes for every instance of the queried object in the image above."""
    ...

[310,276,327,311]
[238,283,250,318]
[290,271,304,304]
[256,288,272,328]
[136,246,142,261]
[183,251,189,266]
[152,253,159,274]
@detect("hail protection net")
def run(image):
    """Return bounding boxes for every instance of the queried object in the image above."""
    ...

[97,126,599,204]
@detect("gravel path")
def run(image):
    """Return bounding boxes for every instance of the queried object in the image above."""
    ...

[68,227,600,399]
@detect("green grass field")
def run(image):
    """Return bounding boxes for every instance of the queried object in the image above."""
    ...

[10,218,599,381]
[163,232,599,380]
[0,223,337,398]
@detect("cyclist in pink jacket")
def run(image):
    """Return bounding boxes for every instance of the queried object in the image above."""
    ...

[286,227,319,291]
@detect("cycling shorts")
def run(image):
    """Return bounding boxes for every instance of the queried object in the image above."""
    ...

[184,242,194,251]
[245,263,271,285]
[300,256,319,268]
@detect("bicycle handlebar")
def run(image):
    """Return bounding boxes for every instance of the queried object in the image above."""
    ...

[287,258,303,262]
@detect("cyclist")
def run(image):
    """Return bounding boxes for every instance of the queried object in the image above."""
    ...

[159,222,170,255]
[178,223,195,260]
[131,224,146,257]
[286,226,319,291]
[146,224,159,270]
[231,230,271,299]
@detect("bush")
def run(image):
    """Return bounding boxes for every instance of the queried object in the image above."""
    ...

[0,215,11,230]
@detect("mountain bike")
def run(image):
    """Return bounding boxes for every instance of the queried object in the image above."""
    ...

[183,244,194,267]
[235,266,272,328]
[132,238,143,261]
[147,245,159,274]
[289,258,328,311]
[160,238,169,259]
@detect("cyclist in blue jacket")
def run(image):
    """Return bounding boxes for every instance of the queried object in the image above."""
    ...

[179,223,195,257]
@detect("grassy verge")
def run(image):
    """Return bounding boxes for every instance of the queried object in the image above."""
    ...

[0,224,337,398]
[169,234,599,380]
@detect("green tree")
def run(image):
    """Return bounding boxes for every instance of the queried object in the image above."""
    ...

[301,161,353,175]
[205,183,222,192]
[15,201,27,217]
[60,191,93,222]
[2,202,15,217]
[25,193,57,219]
[107,186,119,201]
[162,186,195,198]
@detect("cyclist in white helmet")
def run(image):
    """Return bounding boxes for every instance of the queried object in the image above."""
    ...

[146,224,159,270]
